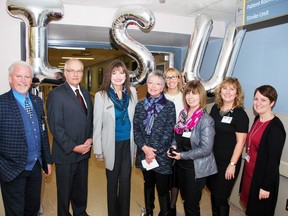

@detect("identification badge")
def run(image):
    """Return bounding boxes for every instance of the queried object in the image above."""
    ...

[182,131,191,138]
[221,116,233,124]
[245,153,250,162]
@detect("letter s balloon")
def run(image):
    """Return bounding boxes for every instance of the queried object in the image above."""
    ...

[111,6,156,85]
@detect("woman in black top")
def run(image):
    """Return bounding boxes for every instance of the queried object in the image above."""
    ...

[206,78,249,216]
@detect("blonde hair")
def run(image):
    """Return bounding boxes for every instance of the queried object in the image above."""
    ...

[214,77,244,108]
[163,68,183,93]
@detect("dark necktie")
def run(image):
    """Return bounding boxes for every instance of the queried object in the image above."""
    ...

[75,89,87,114]
[25,97,33,118]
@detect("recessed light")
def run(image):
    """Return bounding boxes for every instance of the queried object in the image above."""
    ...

[62,57,94,60]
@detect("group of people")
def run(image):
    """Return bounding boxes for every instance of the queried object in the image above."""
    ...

[0,59,286,216]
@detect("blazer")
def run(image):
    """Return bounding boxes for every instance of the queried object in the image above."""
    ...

[180,111,217,179]
[0,90,52,182]
[93,87,138,171]
[46,82,93,164]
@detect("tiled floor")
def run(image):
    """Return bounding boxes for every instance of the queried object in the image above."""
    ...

[40,155,245,215]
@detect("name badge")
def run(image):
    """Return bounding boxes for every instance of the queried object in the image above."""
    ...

[182,131,191,138]
[221,116,232,124]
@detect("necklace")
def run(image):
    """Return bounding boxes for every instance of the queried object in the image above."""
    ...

[246,119,264,162]
[219,108,234,117]
[219,104,234,117]
[219,109,230,117]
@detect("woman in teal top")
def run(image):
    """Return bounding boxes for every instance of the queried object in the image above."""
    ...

[93,60,138,216]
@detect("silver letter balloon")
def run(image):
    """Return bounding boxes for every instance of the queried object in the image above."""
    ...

[7,0,64,78]
[182,14,246,94]
[111,5,156,85]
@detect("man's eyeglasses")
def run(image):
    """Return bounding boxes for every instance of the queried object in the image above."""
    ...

[65,69,83,74]
[165,75,178,81]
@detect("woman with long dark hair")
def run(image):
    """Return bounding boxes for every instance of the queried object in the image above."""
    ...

[93,60,138,216]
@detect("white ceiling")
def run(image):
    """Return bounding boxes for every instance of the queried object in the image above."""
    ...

[47,0,237,68]
[49,0,237,45]
[61,0,236,21]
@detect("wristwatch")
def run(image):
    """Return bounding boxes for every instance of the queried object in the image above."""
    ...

[230,161,236,166]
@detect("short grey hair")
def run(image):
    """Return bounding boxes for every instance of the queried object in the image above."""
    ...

[147,70,165,86]
[8,61,33,77]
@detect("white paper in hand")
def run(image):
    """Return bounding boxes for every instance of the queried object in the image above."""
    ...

[141,159,159,171]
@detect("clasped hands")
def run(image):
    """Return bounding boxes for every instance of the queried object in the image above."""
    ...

[142,145,157,164]
[73,138,92,155]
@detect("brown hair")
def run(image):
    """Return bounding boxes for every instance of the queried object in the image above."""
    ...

[214,77,244,108]
[99,60,132,97]
[182,80,206,109]
[254,85,278,108]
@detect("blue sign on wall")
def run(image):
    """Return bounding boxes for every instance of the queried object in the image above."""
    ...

[243,0,288,25]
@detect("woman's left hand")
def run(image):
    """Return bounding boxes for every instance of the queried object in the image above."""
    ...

[259,188,270,200]
[167,151,181,160]
[225,165,235,180]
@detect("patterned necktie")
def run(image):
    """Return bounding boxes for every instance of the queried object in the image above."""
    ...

[75,89,87,114]
[25,97,33,118]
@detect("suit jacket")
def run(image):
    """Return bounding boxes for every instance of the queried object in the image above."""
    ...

[0,90,52,182]
[93,87,138,171]
[46,82,93,164]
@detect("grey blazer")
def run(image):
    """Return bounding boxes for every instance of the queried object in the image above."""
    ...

[180,111,217,178]
[93,87,138,171]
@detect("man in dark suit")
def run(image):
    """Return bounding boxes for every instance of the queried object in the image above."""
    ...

[0,61,52,216]
[46,59,93,216]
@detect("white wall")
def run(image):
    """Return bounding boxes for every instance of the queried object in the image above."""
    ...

[0,1,22,92]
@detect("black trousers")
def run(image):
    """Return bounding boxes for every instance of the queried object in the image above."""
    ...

[55,159,89,216]
[142,169,171,205]
[106,140,131,216]
[177,160,206,216]
[0,161,42,216]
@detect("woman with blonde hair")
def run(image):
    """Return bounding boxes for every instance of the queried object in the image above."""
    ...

[206,77,249,216]
[163,68,184,215]
[164,68,184,118]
